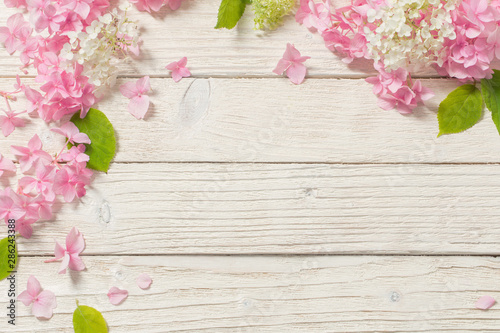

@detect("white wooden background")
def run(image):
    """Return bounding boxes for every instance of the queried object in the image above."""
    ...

[2,0,500,331]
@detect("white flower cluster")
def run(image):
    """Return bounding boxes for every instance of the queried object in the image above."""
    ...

[60,4,140,90]
[364,0,458,72]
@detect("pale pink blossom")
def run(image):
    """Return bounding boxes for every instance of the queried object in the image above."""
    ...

[136,273,152,289]
[18,275,57,319]
[166,57,191,83]
[119,76,151,119]
[44,227,85,274]
[107,287,128,305]
[273,43,310,85]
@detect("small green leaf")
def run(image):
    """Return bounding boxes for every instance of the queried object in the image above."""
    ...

[0,236,17,281]
[481,69,500,135]
[215,0,248,29]
[70,108,116,173]
[73,301,108,333]
[438,84,483,137]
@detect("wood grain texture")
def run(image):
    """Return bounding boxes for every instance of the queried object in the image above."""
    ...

[2,163,499,256]
[1,255,499,332]
[0,0,441,79]
[1,77,500,164]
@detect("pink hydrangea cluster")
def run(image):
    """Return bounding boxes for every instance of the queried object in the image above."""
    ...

[0,0,113,122]
[129,0,184,13]
[1,124,93,239]
[296,0,500,114]
[0,0,136,240]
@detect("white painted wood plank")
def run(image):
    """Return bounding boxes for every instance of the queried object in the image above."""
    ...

[3,163,500,255]
[1,255,499,332]
[1,78,500,164]
[0,0,437,78]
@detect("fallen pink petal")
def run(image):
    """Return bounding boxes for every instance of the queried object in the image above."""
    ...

[136,273,152,289]
[108,287,129,305]
[476,296,496,310]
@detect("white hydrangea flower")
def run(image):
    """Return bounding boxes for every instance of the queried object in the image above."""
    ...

[60,8,140,92]
[365,0,459,72]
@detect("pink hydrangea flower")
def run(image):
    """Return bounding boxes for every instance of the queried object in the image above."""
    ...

[0,108,25,137]
[53,165,91,202]
[44,227,85,274]
[11,134,52,173]
[0,13,32,54]
[19,165,57,201]
[18,275,57,319]
[166,57,191,83]
[0,194,26,222]
[273,43,310,85]
[119,76,151,120]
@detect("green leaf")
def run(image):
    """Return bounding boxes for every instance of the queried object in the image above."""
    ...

[70,108,116,173]
[215,0,248,29]
[438,84,483,137]
[0,236,17,281]
[481,69,500,135]
[73,301,108,333]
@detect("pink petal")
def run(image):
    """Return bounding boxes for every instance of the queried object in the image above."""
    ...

[68,253,85,271]
[273,59,290,75]
[476,296,496,310]
[178,67,191,78]
[66,226,85,254]
[128,95,150,120]
[136,76,150,94]
[148,0,164,11]
[26,275,41,298]
[165,61,178,71]
[0,154,16,173]
[58,252,70,274]
[286,63,307,85]
[119,81,139,99]
[0,117,15,137]
[18,290,34,306]
[283,43,302,61]
[136,273,152,289]
[54,241,65,259]
[31,290,56,319]
[171,70,183,83]
[177,57,187,67]
[71,133,90,144]
[107,287,128,305]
